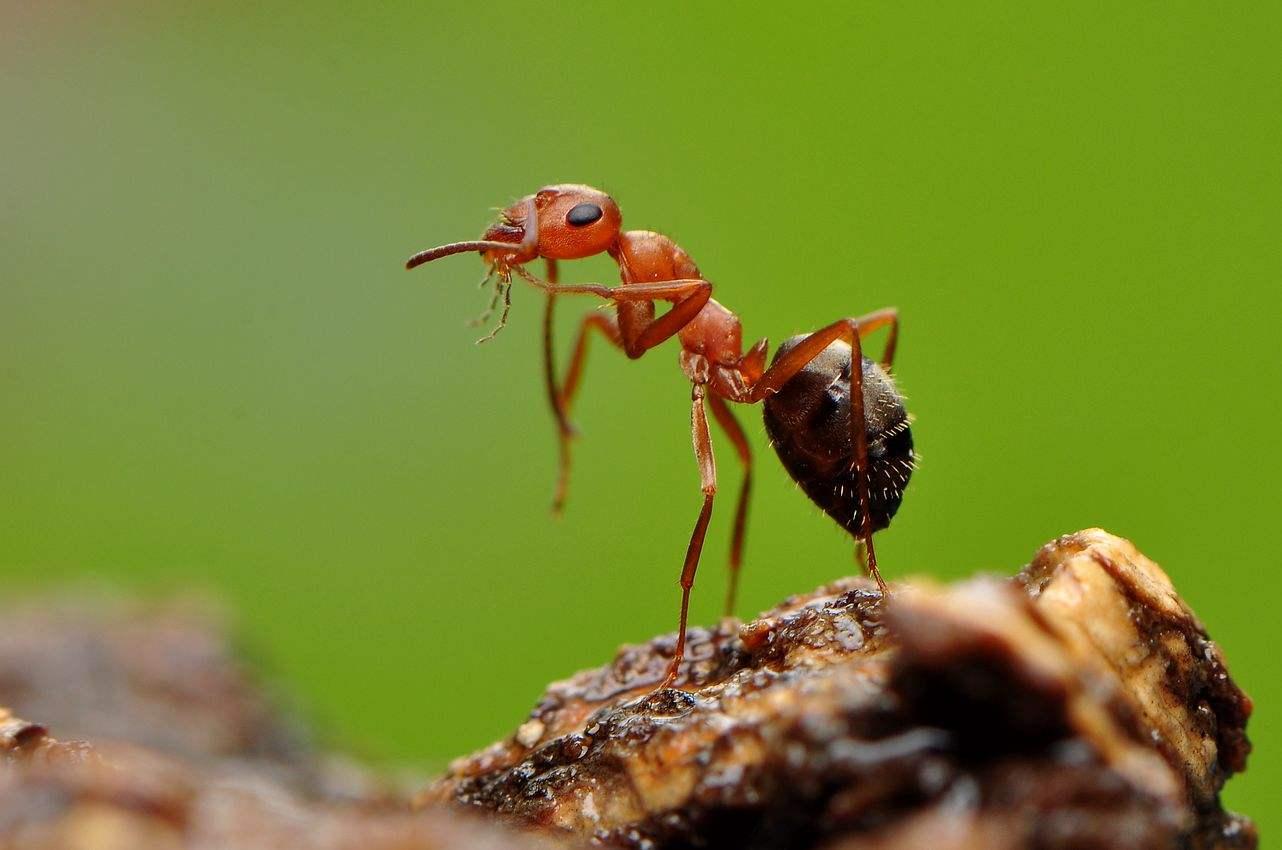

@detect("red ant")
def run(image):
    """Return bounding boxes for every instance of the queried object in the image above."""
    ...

[406,184,914,687]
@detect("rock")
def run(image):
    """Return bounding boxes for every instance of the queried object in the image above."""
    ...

[424,530,1255,849]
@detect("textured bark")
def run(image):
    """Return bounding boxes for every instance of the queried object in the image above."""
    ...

[0,598,567,850]
[424,530,1254,849]
[0,531,1255,849]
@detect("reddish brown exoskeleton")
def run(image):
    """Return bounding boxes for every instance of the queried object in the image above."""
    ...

[405,184,914,688]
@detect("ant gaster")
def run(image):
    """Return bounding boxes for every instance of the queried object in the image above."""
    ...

[405,184,914,688]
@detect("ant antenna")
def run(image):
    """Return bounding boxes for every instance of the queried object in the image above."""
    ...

[405,197,540,269]
[406,240,519,269]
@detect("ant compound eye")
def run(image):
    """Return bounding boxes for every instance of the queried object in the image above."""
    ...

[566,203,604,227]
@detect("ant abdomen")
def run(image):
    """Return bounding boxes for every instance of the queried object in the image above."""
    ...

[763,336,915,538]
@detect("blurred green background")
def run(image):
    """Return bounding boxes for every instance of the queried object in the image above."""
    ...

[2,0,1277,829]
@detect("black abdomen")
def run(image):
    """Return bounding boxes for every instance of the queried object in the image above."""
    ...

[762,336,914,537]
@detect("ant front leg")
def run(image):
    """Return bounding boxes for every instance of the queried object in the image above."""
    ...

[513,267,712,357]
[748,315,890,592]
[663,382,717,689]
[539,257,577,514]
[707,394,752,617]
[541,259,564,434]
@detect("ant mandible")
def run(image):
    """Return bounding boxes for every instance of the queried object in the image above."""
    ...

[405,184,914,687]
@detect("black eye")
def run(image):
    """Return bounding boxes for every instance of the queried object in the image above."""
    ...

[566,203,604,227]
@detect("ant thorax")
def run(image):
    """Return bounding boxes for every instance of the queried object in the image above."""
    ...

[614,231,700,284]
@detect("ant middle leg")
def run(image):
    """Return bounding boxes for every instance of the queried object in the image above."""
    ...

[530,262,710,514]
[549,310,623,514]
[747,317,888,592]
[662,382,717,689]
[707,394,753,618]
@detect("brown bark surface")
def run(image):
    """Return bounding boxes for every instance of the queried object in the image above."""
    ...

[426,530,1254,849]
[0,530,1255,849]
[0,598,567,850]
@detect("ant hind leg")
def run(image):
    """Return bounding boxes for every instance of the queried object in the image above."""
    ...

[661,383,717,689]
[707,394,753,618]
[748,317,890,594]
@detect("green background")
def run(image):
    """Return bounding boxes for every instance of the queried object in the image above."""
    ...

[2,0,1277,830]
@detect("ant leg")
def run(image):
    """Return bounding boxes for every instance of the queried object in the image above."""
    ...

[561,312,622,408]
[550,310,623,514]
[707,394,753,617]
[473,280,512,344]
[466,269,501,327]
[540,258,574,511]
[662,383,717,689]
[619,282,710,357]
[513,267,712,356]
[747,318,887,592]
[853,308,899,370]
[541,259,567,432]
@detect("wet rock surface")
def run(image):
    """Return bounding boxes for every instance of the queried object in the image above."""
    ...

[425,529,1255,849]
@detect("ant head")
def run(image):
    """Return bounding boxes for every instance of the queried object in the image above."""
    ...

[405,184,622,272]
[503,184,623,261]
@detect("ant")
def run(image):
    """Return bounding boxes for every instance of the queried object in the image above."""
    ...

[405,184,914,687]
